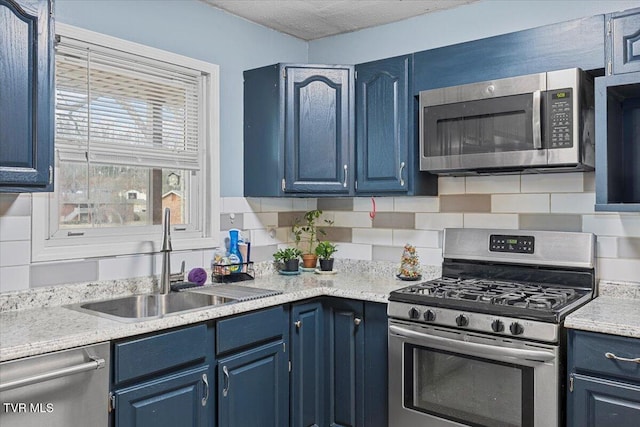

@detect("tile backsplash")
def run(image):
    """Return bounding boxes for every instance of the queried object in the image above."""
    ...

[1,172,639,292]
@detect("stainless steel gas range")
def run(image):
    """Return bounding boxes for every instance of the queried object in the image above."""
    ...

[388,228,596,427]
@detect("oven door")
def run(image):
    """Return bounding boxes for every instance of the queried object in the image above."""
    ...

[388,319,559,427]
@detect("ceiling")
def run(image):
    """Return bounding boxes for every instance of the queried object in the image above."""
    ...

[202,0,479,41]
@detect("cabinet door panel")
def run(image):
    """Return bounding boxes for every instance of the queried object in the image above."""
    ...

[612,10,640,75]
[326,299,364,427]
[285,66,353,194]
[115,366,210,427]
[569,374,640,427]
[291,301,325,427]
[0,0,53,191]
[356,56,409,193]
[218,340,288,427]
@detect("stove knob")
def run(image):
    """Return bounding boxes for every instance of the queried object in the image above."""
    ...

[491,319,505,333]
[455,314,469,327]
[408,308,421,320]
[423,309,436,322]
[509,322,524,335]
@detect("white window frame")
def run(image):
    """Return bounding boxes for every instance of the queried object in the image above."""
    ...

[32,24,220,262]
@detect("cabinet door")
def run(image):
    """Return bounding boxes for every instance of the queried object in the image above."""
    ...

[284,66,354,194]
[355,56,410,193]
[568,373,640,427]
[114,366,211,427]
[291,301,325,427]
[325,299,365,427]
[218,340,289,427]
[0,0,54,192]
[610,9,640,75]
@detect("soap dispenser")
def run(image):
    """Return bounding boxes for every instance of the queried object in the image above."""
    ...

[227,228,243,273]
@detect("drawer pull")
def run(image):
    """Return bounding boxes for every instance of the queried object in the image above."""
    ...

[605,352,640,364]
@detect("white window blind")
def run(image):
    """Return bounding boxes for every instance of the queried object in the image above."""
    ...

[55,36,203,170]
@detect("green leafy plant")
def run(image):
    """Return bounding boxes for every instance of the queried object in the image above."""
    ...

[292,209,334,255]
[315,241,338,260]
[273,247,302,262]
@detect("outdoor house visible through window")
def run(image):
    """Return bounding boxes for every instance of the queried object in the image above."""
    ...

[31,24,219,262]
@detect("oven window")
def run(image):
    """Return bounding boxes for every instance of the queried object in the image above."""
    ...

[404,344,534,427]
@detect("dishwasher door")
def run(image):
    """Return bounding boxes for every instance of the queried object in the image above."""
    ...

[0,342,110,427]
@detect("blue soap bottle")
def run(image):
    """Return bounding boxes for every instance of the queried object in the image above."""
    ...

[228,229,243,273]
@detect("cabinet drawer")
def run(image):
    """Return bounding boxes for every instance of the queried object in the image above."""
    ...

[216,306,285,355]
[570,330,640,383]
[114,324,208,385]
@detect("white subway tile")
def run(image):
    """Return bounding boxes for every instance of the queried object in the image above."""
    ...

[352,228,392,245]
[466,175,520,194]
[415,213,464,230]
[415,247,444,266]
[353,197,393,212]
[99,254,155,280]
[0,193,32,216]
[260,198,295,212]
[393,230,441,248]
[0,217,30,241]
[596,236,618,258]
[0,241,30,267]
[438,177,465,194]
[0,265,30,292]
[492,194,549,213]
[292,198,317,211]
[550,193,595,214]
[597,258,640,283]
[251,227,289,246]
[394,197,439,212]
[463,214,519,229]
[583,214,640,237]
[521,173,585,193]
[243,212,278,230]
[222,197,255,214]
[333,243,372,260]
[333,211,373,228]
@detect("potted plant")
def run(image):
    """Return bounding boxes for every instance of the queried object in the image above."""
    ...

[273,247,302,272]
[315,241,338,271]
[292,209,333,269]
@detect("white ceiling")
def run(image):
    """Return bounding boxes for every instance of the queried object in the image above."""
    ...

[202,0,479,40]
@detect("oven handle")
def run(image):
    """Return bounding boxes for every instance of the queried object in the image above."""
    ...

[389,325,555,362]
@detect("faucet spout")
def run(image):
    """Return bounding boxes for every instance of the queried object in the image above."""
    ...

[160,208,172,294]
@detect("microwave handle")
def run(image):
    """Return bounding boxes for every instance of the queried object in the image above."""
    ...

[532,90,542,149]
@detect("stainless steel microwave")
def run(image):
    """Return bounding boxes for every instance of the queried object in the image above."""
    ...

[419,68,595,175]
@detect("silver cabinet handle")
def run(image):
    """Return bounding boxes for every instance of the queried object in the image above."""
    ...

[398,161,405,186]
[201,373,209,406]
[605,352,640,364]
[0,356,105,392]
[354,317,362,326]
[343,164,348,188]
[222,366,230,397]
[294,320,302,329]
[532,90,542,149]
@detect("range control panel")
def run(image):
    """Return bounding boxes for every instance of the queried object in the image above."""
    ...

[489,234,535,254]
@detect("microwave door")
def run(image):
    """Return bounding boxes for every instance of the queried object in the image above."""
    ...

[421,93,547,173]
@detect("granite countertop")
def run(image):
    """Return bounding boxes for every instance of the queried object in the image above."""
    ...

[564,280,640,339]
[0,264,438,362]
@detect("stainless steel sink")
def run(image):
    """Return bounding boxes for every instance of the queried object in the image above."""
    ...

[66,292,236,322]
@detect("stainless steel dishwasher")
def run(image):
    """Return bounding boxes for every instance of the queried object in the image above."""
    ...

[0,342,110,427]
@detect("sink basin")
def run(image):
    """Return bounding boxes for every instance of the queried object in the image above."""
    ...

[67,292,236,322]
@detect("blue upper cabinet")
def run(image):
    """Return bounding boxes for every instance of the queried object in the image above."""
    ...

[285,65,354,194]
[413,15,605,93]
[244,63,354,197]
[607,7,640,75]
[355,55,437,195]
[0,0,54,192]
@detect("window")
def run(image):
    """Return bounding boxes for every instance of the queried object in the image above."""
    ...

[32,24,220,262]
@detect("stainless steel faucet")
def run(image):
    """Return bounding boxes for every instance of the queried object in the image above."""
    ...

[160,207,172,294]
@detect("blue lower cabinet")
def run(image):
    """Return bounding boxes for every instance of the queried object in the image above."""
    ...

[569,374,640,427]
[113,366,212,427]
[217,340,289,427]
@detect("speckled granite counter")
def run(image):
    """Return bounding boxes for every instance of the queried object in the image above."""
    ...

[565,280,640,339]
[0,264,440,362]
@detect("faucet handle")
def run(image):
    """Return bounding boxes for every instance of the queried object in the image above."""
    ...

[169,261,186,284]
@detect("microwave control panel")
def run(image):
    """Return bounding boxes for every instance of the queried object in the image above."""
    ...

[489,234,535,254]
[547,89,573,149]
